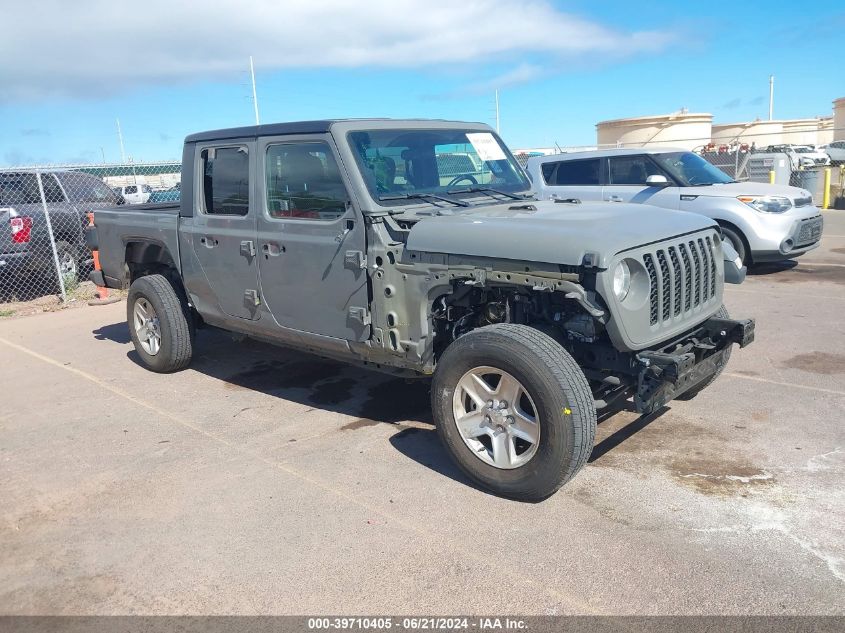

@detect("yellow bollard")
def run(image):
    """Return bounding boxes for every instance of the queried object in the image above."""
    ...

[822,168,831,209]
[769,170,775,184]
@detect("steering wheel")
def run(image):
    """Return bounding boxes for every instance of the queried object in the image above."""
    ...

[447,174,478,187]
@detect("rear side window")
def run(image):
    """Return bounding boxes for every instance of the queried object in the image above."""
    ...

[66,174,119,204]
[201,146,250,216]
[541,159,600,186]
[41,174,66,203]
[0,173,41,205]
[125,185,138,194]
[265,141,348,221]
[607,155,661,185]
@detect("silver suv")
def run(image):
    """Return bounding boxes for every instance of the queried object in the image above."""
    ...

[526,148,823,263]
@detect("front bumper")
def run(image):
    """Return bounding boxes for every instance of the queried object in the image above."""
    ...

[635,315,755,414]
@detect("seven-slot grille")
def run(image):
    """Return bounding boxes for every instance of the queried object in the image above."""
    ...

[642,235,718,326]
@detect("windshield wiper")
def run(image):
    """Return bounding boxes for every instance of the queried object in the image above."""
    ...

[378,192,469,207]
[446,186,529,200]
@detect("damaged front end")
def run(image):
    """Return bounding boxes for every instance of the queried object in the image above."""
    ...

[635,315,755,414]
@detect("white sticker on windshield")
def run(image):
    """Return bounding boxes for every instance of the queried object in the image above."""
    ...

[466,132,506,162]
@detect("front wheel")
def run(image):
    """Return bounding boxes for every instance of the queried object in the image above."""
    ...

[432,324,596,501]
[720,226,748,265]
[127,274,193,373]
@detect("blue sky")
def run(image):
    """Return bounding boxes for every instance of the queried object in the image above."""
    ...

[1,1,842,165]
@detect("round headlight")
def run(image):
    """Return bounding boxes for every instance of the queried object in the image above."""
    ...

[613,260,631,301]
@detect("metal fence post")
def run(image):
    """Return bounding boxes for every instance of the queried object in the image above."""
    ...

[822,168,831,209]
[34,170,67,302]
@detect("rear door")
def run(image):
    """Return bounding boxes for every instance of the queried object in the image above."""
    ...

[186,141,260,320]
[256,134,370,341]
[602,154,680,209]
[536,157,602,202]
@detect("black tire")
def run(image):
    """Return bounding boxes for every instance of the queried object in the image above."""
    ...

[432,324,596,502]
[127,274,193,373]
[720,226,748,265]
[675,305,732,401]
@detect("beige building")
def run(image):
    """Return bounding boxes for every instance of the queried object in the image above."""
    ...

[596,111,712,151]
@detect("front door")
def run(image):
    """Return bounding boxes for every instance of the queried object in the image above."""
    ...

[602,154,679,209]
[256,135,370,341]
[188,141,260,320]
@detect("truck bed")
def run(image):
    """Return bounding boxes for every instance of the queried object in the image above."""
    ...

[92,203,182,287]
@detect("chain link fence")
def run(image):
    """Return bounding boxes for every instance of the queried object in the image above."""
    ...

[0,162,179,314]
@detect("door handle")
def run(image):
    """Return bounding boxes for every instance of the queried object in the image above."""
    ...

[200,236,218,248]
[262,242,284,256]
[335,219,355,243]
[607,195,624,202]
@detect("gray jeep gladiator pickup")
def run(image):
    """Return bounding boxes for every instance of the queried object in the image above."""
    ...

[88,119,755,500]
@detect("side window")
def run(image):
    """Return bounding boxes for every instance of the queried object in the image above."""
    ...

[41,174,66,203]
[125,185,138,195]
[542,159,600,186]
[201,146,250,216]
[0,173,41,204]
[265,141,348,220]
[607,155,660,185]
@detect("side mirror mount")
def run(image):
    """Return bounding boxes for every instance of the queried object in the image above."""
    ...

[645,174,670,187]
[722,238,747,284]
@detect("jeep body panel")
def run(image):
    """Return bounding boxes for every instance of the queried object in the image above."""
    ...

[405,200,717,271]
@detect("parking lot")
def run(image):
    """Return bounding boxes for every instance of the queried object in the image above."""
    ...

[1,213,844,615]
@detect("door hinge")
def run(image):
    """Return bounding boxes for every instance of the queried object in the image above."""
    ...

[344,250,367,270]
[348,306,371,326]
[240,240,256,257]
[244,289,260,307]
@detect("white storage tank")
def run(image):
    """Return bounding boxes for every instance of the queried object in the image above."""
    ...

[834,98,845,141]
[711,120,783,149]
[782,118,828,146]
[596,111,712,151]
[816,117,834,147]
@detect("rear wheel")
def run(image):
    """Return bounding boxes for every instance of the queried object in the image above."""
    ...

[127,274,193,372]
[432,324,596,501]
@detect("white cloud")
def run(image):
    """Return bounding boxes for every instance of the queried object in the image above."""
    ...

[1,0,674,102]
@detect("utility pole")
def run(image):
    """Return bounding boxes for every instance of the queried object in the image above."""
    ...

[250,56,260,125]
[116,118,126,163]
[495,89,500,134]
[768,75,774,121]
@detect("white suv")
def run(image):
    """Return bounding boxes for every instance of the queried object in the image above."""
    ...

[525,148,823,264]
[115,183,152,204]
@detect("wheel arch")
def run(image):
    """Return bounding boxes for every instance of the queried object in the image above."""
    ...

[714,219,752,263]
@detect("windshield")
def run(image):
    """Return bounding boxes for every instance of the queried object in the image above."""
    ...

[348,128,530,205]
[794,147,812,153]
[651,152,734,186]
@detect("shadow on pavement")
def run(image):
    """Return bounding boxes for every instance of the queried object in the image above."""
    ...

[92,321,663,494]
[747,260,798,276]
[589,406,669,463]
[93,321,131,344]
